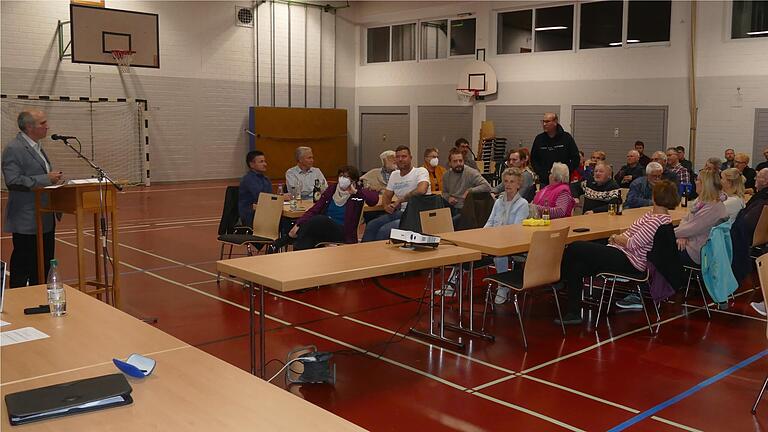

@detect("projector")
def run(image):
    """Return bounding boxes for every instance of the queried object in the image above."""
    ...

[389,229,440,249]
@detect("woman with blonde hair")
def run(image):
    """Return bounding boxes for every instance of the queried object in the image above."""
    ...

[674,168,727,267]
[721,167,745,221]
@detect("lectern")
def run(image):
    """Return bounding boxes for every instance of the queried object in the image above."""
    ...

[34,184,120,307]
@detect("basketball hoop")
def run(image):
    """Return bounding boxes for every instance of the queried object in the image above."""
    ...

[456,88,481,106]
[111,50,135,73]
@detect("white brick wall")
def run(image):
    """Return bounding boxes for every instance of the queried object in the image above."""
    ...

[0,0,344,182]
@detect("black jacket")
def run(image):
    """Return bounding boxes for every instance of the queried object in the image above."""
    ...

[531,124,580,185]
[648,223,684,290]
[731,187,768,282]
[615,164,645,188]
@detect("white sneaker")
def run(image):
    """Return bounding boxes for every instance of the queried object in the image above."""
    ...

[435,283,455,297]
[494,286,510,305]
[751,301,767,317]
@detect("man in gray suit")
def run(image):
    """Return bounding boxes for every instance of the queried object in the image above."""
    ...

[2,110,63,287]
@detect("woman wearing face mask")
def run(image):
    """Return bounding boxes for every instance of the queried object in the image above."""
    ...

[287,166,379,250]
[422,147,446,193]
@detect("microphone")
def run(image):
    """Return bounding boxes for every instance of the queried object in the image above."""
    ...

[51,134,77,141]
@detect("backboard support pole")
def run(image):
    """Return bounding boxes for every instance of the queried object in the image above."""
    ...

[58,20,72,61]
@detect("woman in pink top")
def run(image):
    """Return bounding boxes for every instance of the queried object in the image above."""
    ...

[531,162,575,219]
[556,180,680,325]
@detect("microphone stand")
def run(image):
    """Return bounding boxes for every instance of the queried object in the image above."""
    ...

[59,137,125,311]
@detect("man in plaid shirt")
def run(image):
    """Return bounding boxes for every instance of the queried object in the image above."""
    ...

[665,147,690,184]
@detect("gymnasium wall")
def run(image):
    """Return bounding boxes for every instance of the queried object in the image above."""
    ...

[348,1,768,169]
[0,0,357,182]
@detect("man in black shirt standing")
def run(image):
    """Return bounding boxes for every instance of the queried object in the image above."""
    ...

[531,112,580,186]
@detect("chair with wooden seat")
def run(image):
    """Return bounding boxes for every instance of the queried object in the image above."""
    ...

[750,206,768,258]
[420,208,454,235]
[751,253,768,414]
[217,192,283,284]
[481,226,570,350]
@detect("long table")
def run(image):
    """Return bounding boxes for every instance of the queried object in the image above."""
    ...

[0,286,365,431]
[256,198,385,219]
[217,241,482,376]
[439,206,689,256]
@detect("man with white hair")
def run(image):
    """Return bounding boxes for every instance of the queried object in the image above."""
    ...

[651,151,679,184]
[625,162,665,208]
[285,146,327,199]
[361,150,396,192]
[571,161,620,214]
[614,150,645,187]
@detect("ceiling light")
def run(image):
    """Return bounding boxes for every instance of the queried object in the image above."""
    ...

[746,30,768,35]
[534,26,568,31]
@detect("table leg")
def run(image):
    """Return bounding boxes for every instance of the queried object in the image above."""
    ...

[110,206,121,308]
[260,282,266,379]
[445,260,494,341]
[75,209,86,293]
[249,281,256,375]
[93,214,102,301]
[409,266,464,349]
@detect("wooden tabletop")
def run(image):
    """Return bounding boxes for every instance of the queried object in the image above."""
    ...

[439,206,689,256]
[0,286,366,431]
[217,241,481,292]
[1,285,188,384]
[274,198,385,219]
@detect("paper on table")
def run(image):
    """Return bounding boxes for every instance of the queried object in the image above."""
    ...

[67,178,106,185]
[43,184,64,189]
[0,320,10,327]
[1,327,49,346]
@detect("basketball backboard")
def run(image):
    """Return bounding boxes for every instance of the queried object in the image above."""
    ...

[70,4,159,68]
[456,60,498,97]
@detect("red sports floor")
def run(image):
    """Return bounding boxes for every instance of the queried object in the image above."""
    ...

[2,180,768,431]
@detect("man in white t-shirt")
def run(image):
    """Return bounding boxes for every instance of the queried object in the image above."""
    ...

[362,145,430,241]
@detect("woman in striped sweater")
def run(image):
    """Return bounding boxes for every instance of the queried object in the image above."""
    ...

[556,180,680,325]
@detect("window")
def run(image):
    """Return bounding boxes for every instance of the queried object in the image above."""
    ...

[732,1,768,39]
[627,1,671,44]
[421,20,448,60]
[367,26,389,63]
[392,23,416,61]
[450,18,476,56]
[535,5,574,52]
[580,1,623,49]
[497,10,532,54]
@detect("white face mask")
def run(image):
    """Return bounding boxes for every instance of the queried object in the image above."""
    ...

[429,157,439,167]
[338,176,352,190]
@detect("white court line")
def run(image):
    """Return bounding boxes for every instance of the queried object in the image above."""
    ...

[78,233,727,431]
[470,391,585,432]
[684,304,767,322]
[155,218,219,226]
[121,185,232,194]
[53,237,584,431]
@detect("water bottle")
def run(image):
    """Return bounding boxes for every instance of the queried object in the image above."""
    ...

[289,186,298,210]
[47,259,66,317]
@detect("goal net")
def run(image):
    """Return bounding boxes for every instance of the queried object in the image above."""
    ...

[1,99,145,190]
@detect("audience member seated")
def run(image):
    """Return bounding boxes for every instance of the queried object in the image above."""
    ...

[704,157,722,172]
[558,180,679,324]
[484,167,530,304]
[721,148,736,170]
[442,148,491,220]
[665,147,690,185]
[285,146,327,200]
[651,150,679,184]
[572,162,620,214]
[361,150,395,192]
[734,152,757,191]
[530,162,575,219]
[286,166,378,250]
[625,162,664,209]
[584,150,606,179]
[493,149,534,196]
[757,147,768,172]
[635,140,651,167]
[422,147,446,193]
[720,167,746,222]
[453,137,478,170]
[674,169,727,268]
[676,145,695,180]
[238,150,273,228]
[570,150,587,183]
[732,168,768,287]
[362,145,430,242]
[615,150,645,187]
